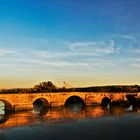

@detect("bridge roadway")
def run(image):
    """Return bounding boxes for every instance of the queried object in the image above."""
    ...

[0,92,139,111]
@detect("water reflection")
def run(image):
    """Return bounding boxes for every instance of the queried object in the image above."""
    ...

[65,103,85,114]
[0,114,9,124]
[0,105,140,129]
[33,105,49,116]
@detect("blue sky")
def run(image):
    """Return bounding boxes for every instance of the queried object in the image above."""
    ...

[0,0,140,88]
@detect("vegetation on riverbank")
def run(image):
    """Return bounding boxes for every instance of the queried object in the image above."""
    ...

[0,81,140,93]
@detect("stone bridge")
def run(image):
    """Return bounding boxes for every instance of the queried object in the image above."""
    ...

[0,92,139,111]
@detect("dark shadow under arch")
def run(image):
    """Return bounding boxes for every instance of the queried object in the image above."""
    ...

[65,96,85,114]
[126,95,140,110]
[33,98,50,108]
[126,95,137,105]
[65,96,85,106]
[33,98,50,116]
[101,97,111,107]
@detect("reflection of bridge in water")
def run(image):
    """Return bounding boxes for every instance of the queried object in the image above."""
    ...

[0,105,140,129]
[0,92,139,111]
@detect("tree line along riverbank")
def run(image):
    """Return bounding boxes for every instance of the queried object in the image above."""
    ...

[0,81,140,94]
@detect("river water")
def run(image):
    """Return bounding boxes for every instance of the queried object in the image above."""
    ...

[0,104,140,140]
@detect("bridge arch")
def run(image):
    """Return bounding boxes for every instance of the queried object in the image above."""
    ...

[0,99,13,111]
[33,98,50,108]
[64,95,85,106]
[101,97,111,106]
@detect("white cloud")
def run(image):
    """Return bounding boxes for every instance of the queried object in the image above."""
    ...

[111,34,135,41]
[130,63,140,69]
[32,39,119,61]
[0,48,15,56]
[109,34,140,56]
[0,39,122,71]
[67,40,118,56]
[19,57,115,71]
[7,39,117,71]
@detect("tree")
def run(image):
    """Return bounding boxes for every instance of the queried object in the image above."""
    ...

[34,81,56,92]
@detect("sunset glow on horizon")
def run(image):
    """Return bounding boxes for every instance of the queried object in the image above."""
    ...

[0,0,140,88]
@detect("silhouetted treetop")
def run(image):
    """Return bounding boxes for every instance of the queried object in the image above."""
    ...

[34,81,56,92]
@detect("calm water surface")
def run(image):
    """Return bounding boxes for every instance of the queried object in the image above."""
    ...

[0,105,140,140]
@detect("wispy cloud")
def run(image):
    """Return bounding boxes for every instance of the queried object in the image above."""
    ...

[0,37,139,72]
[0,48,15,56]
[110,34,140,56]
[130,63,140,69]
[32,39,119,61]
[67,40,118,56]
[111,34,136,41]
[23,58,114,69]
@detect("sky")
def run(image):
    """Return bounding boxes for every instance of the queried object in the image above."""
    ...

[0,0,140,88]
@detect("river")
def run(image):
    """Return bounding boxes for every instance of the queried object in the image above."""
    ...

[0,104,140,140]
